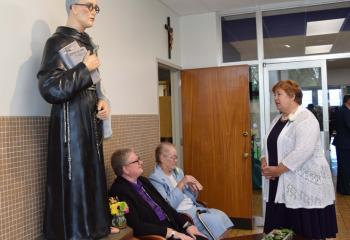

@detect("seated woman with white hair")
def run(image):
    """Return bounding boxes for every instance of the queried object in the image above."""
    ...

[149,142,233,240]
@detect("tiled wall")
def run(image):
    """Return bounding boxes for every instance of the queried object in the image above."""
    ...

[0,115,159,240]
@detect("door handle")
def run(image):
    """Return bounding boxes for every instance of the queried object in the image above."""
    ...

[243,153,249,158]
[242,131,249,137]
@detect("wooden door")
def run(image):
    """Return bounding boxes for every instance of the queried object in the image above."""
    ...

[181,65,252,228]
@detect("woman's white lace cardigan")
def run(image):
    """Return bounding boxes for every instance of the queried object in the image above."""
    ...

[262,106,335,209]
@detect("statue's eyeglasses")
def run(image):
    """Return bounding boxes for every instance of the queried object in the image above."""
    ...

[72,3,100,14]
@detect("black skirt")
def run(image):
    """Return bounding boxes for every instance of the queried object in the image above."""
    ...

[264,202,338,239]
[264,118,338,239]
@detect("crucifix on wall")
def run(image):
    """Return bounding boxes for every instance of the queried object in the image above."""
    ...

[164,16,173,59]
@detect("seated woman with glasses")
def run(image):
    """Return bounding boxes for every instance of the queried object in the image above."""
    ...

[149,142,233,240]
[109,148,207,240]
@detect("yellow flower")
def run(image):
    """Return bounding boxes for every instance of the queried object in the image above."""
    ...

[109,197,129,216]
[110,202,118,215]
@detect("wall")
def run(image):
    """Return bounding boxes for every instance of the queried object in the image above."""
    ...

[180,12,220,69]
[1,1,63,116]
[0,0,179,239]
[91,0,181,114]
[0,0,180,116]
[0,115,159,240]
[328,67,350,87]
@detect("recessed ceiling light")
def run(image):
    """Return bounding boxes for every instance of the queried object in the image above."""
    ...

[305,44,333,55]
[284,44,291,48]
[306,18,345,36]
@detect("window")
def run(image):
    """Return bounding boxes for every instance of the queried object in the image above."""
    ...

[317,89,342,106]
[302,90,313,107]
[221,13,257,62]
[263,2,350,59]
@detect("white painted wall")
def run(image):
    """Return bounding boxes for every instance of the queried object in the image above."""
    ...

[1,1,63,116]
[180,12,220,69]
[0,0,180,116]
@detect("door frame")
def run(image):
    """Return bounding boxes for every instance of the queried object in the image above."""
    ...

[157,59,183,168]
[262,59,329,218]
[170,70,183,168]
[263,60,328,138]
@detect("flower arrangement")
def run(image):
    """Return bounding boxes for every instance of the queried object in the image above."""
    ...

[288,113,296,122]
[109,197,129,229]
[263,229,294,240]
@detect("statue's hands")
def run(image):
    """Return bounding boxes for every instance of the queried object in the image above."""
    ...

[96,99,109,120]
[83,50,100,72]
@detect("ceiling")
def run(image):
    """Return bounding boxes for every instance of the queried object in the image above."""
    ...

[221,4,350,61]
[158,0,350,70]
[159,0,348,16]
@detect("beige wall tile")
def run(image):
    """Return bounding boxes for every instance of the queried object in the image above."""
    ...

[0,115,159,240]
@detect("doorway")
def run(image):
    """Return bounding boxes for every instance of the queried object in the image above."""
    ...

[327,58,350,177]
[263,60,330,160]
[157,63,183,168]
[158,67,172,143]
[262,59,331,221]
[181,65,253,228]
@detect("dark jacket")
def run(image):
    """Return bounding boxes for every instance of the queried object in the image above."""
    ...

[37,26,109,240]
[333,104,350,149]
[109,176,188,237]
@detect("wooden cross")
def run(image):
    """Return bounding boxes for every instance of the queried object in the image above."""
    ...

[165,16,173,59]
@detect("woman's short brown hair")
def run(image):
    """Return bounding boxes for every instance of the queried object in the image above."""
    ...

[111,148,133,176]
[272,80,303,105]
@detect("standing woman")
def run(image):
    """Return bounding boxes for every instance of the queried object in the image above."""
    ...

[37,0,111,239]
[261,80,337,239]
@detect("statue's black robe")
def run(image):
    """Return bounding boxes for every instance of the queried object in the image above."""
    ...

[37,26,109,240]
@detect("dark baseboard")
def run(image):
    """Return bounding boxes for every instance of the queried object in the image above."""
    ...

[230,217,253,230]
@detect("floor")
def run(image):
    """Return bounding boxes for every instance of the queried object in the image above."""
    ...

[228,196,350,240]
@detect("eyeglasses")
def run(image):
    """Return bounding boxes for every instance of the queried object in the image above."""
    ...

[126,158,142,166]
[165,155,178,160]
[72,3,100,14]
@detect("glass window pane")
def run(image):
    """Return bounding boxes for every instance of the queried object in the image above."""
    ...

[318,90,323,106]
[269,67,322,127]
[221,13,257,62]
[329,89,342,106]
[263,2,350,59]
[302,90,313,107]
[249,65,263,218]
